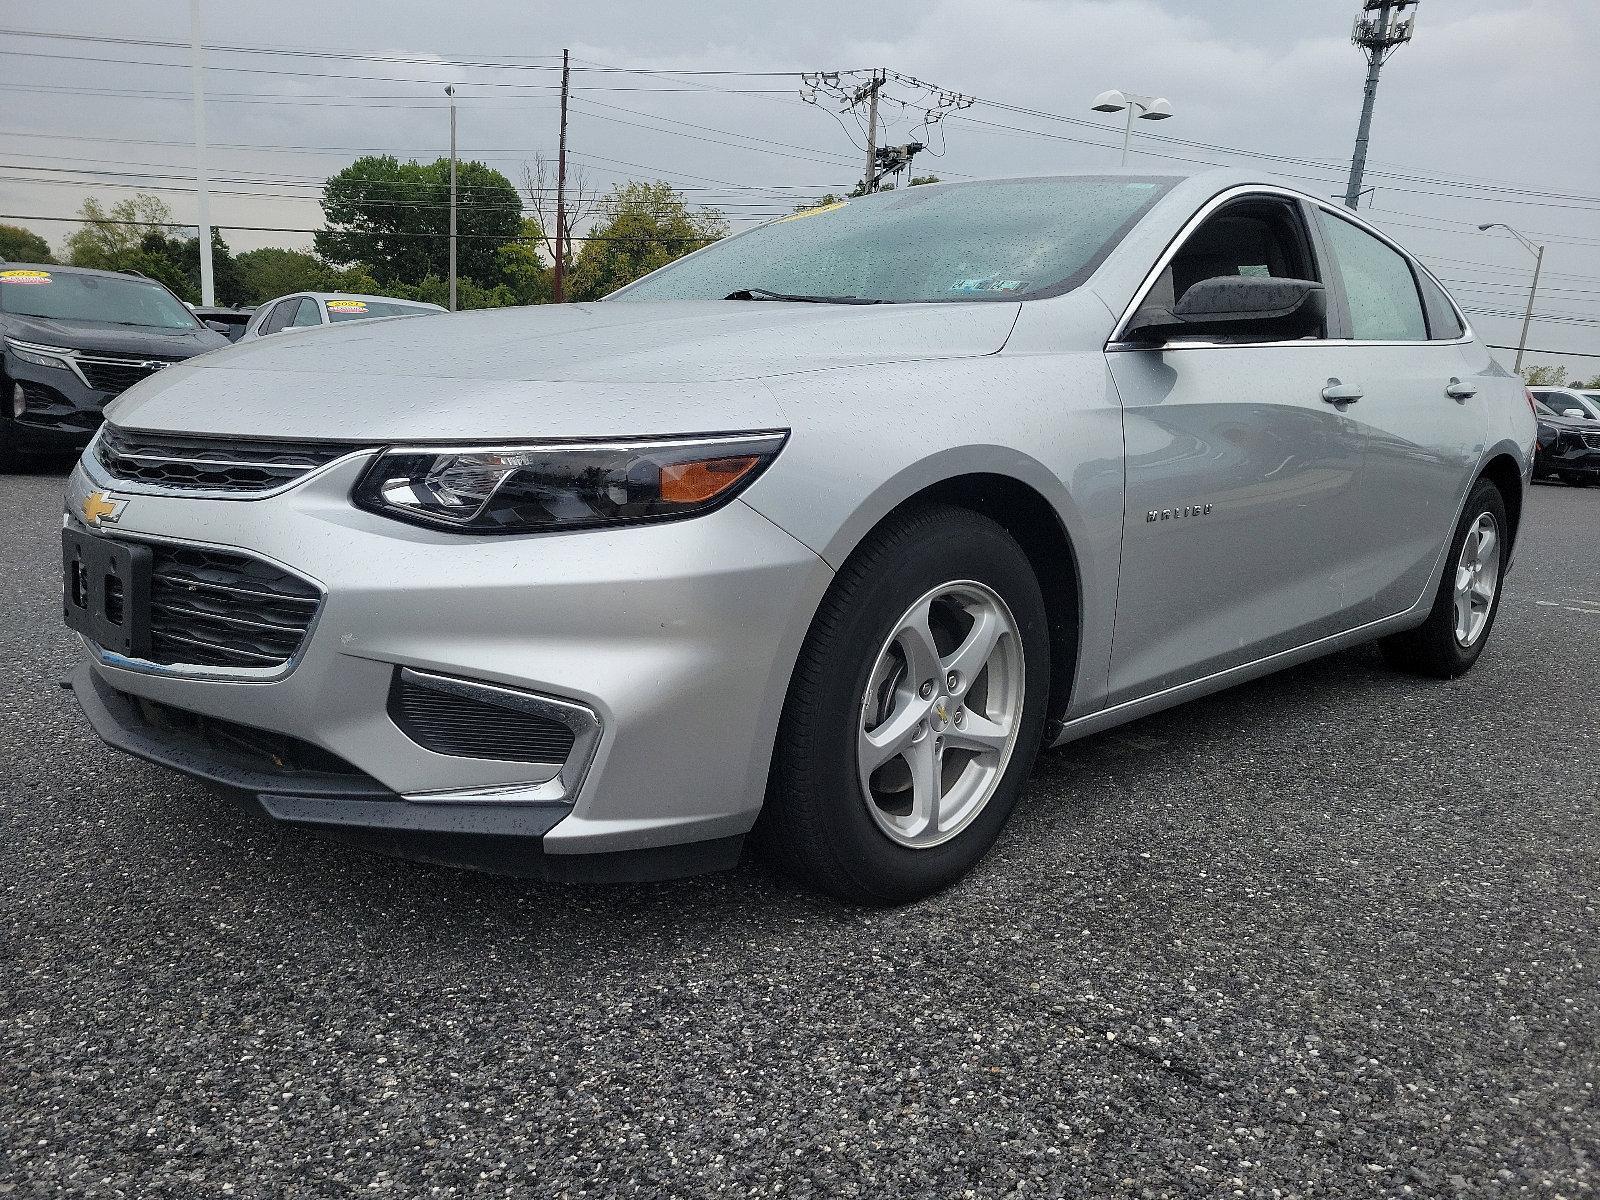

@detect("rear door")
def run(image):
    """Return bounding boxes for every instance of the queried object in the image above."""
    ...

[1105,191,1369,704]
[1311,207,1484,621]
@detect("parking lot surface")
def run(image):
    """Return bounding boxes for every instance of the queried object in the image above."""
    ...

[3,464,1596,1198]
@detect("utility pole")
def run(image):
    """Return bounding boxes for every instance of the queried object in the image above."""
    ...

[552,48,570,303]
[856,70,883,193]
[188,0,214,306]
[1344,0,1418,210]
[446,85,457,312]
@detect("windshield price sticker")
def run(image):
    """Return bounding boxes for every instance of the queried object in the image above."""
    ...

[0,270,52,285]
[327,300,368,313]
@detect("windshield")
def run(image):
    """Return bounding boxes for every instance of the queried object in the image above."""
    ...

[0,268,199,329]
[325,299,434,323]
[610,177,1177,304]
[1541,392,1600,420]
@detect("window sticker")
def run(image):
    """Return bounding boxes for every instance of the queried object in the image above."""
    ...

[0,269,52,285]
[950,278,1026,294]
[777,200,848,223]
[1237,264,1271,278]
[326,300,368,313]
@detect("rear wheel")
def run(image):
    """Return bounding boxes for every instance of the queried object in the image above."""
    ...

[761,505,1050,905]
[1380,477,1508,678]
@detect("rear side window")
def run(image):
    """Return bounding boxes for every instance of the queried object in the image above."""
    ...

[1320,214,1427,341]
[259,299,295,336]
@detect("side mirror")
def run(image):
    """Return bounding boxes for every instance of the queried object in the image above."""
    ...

[1562,409,1586,419]
[1124,276,1326,343]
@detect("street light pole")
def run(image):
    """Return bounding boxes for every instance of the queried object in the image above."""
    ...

[446,85,457,313]
[1090,90,1174,166]
[1479,222,1544,373]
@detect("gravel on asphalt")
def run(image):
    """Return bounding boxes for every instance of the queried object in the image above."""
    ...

[2,463,1596,1198]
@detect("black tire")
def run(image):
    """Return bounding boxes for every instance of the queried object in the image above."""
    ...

[1380,477,1509,679]
[759,504,1051,905]
[0,412,22,472]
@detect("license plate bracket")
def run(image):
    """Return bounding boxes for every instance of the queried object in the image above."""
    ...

[63,529,152,658]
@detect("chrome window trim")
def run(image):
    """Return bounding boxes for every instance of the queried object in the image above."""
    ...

[81,425,378,502]
[71,521,328,684]
[394,667,604,806]
[1105,183,1475,351]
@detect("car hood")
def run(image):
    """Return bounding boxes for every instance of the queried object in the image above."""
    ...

[106,300,1021,441]
[3,315,228,358]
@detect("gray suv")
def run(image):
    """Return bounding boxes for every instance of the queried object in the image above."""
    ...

[62,169,1534,902]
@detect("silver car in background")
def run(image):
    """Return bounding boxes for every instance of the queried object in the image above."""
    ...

[236,291,445,341]
[63,168,1534,903]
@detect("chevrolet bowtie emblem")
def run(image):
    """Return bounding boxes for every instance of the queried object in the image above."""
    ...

[81,490,127,527]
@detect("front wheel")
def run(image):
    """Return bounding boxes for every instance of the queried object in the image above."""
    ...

[760,505,1051,905]
[1380,477,1508,679]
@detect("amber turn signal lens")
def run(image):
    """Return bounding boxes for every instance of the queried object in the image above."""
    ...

[659,455,762,504]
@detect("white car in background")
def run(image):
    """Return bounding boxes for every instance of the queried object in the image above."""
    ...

[237,292,445,341]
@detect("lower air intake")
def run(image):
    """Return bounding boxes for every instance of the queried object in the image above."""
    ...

[388,668,584,764]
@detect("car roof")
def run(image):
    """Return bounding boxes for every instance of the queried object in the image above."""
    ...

[293,291,444,308]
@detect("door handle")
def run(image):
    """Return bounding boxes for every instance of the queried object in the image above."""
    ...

[1321,379,1363,404]
[1446,377,1478,400]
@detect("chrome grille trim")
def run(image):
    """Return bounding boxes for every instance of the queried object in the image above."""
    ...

[93,424,369,496]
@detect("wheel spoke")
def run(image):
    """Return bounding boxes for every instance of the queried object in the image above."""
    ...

[896,600,943,690]
[905,734,943,843]
[1454,588,1472,642]
[859,697,926,779]
[942,607,1003,692]
[1476,525,1498,570]
[943,710,1011,759]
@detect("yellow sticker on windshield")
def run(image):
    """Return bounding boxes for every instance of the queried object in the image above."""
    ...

[0,269,51,285]
[777,200,848,223]
[326,300,368,313]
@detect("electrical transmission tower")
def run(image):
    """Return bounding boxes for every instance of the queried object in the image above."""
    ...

[1344,0,1419,210]
[801,69,973,193]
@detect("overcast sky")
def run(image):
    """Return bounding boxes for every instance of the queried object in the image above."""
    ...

[2,0,1596,376]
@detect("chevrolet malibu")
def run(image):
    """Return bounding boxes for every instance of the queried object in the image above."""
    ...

[63,169,1535,903]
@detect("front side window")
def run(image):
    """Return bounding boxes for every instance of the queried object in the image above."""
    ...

[1320,214,1427,341]
[0,269,199,330]
[611,177,1177,304]
[1138,196,1325,338]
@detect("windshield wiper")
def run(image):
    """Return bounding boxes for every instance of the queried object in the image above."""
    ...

[725,287,882,305]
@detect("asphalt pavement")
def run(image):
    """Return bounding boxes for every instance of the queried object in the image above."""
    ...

[3,461,1596,1198]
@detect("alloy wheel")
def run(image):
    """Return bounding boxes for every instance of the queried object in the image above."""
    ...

[857,580,1025,848]
[1453,511,1500,648]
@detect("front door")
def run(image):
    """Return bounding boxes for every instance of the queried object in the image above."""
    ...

[1105,194,1368,705]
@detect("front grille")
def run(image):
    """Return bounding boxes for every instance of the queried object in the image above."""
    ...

[1584,432,1600,451]
[143,544,320,669]
[389,674,578,763]
[77,354,182,396]
[96,425,357,493]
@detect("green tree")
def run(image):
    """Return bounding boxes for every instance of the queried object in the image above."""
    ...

[233,247,381,305]
[1520,363,1570,386]
[315,155,522,288]
[64,194,176,269]
[0,223,54,264]
[496,217,549,305]
[139,228,245,306]
[567,182,725,301]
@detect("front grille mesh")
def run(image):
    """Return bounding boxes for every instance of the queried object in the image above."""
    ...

[145,545,320,669]
[78,355,181,396]
[95,425,356,493]
[17,382,101,431]
[1584,432,1600,451]
[389,675,578,764]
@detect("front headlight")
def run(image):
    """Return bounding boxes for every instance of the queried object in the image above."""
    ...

[352,431,787,534]
[4,338,76,371]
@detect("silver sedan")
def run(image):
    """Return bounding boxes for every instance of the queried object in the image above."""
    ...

[63,168,1535,903]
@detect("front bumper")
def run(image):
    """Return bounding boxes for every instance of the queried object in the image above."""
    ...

[66,451,833,868]
[4,356,117,449]
[1534,430,1600,478]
